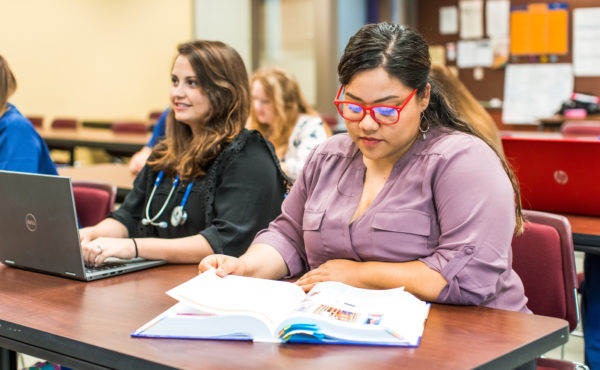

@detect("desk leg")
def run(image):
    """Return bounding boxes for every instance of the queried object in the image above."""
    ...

[0,348,16,370]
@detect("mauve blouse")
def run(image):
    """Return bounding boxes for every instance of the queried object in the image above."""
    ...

[253,127,530,313]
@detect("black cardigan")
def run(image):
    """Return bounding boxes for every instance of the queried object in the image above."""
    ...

[110,129,289,257]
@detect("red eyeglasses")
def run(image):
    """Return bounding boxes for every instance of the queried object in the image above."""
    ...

[333,85,417,125]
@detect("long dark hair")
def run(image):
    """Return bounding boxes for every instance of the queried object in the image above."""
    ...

[338,23,523,233]
[149,40,250,181]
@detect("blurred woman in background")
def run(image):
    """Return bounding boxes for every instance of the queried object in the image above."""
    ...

[0,54,57,175]
[247,67,331,180]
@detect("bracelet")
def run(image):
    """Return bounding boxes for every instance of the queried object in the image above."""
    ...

[131,238,138,258]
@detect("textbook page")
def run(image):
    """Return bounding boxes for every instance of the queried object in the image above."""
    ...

[166,269,306,333]
[132,302,276,341]
[275,281,430,346]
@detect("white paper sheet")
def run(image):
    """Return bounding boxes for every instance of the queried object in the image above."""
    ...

[440,6,458,34]
[457,39,493,68]
[459,0,484,39]
[485,0,510,37]
[573,7,600,76]
[502,64,574,124]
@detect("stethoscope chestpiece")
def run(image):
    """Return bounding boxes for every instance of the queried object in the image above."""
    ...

[143,172,193,229]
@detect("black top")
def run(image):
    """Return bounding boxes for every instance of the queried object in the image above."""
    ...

[110,129,289,257]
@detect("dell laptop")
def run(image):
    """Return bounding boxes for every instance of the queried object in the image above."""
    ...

[0,170,165,281]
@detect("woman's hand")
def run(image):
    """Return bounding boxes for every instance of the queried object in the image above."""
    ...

[296,259,360,292]
[81,237,137,267]
[78,226,99,244]
[198,255,247,277]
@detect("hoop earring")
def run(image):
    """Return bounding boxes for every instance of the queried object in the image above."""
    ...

[419,113,430,140]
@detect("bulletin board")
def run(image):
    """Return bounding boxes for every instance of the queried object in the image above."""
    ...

[417,0,600,128]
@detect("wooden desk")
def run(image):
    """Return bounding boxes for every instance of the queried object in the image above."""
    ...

[537,114,600,132]
[0,264,568,370]
[500,130,600,141]
[563,214,600,255]
[58,163,135,202]
[38,127,151,165]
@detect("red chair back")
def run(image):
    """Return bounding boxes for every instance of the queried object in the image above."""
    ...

[112,121,148,134]
[26,116,43,128]
[72,181,117,228]
[51,118,77,129]
[148,111,164,121]
[511,210,579,332]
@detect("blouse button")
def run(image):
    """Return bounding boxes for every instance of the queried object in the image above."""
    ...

[465,247,474,255]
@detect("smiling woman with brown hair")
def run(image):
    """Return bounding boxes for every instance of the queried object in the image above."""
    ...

[78,41,288,266]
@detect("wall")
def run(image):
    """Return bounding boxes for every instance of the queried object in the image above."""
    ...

[417,0,600,128]
[194,0,252,71]
[0,0,193,124]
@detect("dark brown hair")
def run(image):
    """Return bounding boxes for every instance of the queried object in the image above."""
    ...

[149,40,250,180]
[338,23,523,233]
[0,54,17,115]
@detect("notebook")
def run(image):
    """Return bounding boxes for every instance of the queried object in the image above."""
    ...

[0,170,166,281]
[502,136,600,216]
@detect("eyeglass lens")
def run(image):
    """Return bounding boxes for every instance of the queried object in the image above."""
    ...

[340,103,399,124]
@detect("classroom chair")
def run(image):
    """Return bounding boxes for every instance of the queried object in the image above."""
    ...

[148,110,164,122]
[48,118,78,165]
[51,118,77,129]
[112,121,149,134]
[511,209,587,369]
[72,180,117,228]
[106,121,149,161]
[26,116,43,128]
[561,121,600,137]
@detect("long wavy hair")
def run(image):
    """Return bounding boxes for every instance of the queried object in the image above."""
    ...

[149,40,250,181]
[338,23,523,233]
[0,54,17,116]
[247,67,323,158]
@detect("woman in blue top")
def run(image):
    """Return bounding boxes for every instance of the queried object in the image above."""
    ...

[0,54,57,175]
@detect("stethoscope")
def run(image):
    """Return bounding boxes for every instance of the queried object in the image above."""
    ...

[141,171,193,228]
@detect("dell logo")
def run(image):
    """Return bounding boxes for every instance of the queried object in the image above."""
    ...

[25,213,38,232]
[553,170,568,185]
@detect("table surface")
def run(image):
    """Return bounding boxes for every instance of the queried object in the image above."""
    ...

[58,163,135,192]
[37,127,151,146]
[0,264,568,370]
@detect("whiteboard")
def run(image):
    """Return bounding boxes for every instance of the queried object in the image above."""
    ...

[502,64,573,124]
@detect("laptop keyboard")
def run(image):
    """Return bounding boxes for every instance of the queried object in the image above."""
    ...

[85,261,126,273]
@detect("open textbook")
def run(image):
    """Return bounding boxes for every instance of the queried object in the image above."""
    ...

[132,269,430,346]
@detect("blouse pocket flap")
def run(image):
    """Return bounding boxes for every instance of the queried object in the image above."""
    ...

[302,209,325,231]
[372,211,431,236]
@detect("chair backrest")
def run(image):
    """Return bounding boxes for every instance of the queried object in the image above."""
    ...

[26,116,43,128]
[148,110,164,122]
[561,120,600,136]
[51,118,77,129]
[72,180,117,228]
[511,209,579,331]
[112,121,148,134]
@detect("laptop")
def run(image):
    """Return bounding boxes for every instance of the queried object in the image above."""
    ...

[502,136,600,216]
[0,170,166,281]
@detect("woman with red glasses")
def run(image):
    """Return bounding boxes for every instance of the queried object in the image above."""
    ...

[200,23,528,313]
